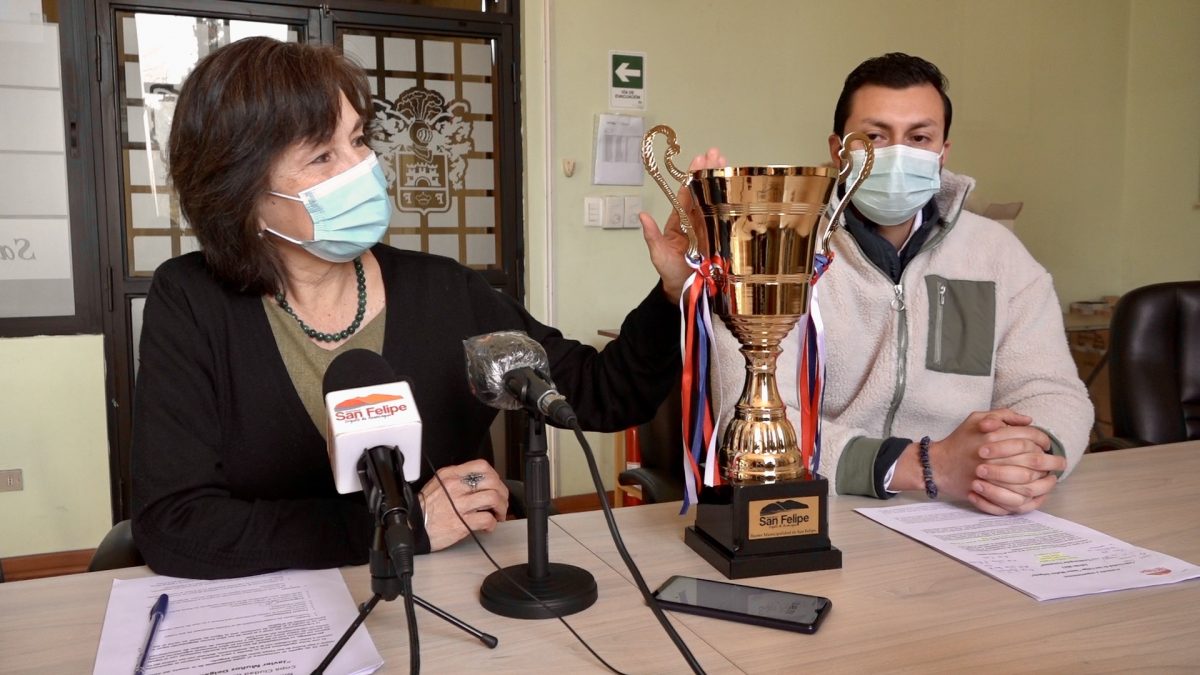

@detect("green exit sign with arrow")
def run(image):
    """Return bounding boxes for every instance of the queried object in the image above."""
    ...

[609,50,646,109]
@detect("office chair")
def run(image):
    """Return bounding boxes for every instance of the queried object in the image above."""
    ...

[618,381,685,503]
[1090,281,1200,451]
[88,520,144,572]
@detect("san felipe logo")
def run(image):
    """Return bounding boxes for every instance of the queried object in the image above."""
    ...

[335,393,404,412]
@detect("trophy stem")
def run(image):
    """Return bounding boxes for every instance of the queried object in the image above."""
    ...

[721,315,807,483]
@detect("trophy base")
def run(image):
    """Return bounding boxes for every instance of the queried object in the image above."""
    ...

[685,527,842,579]
[685,475,842,579]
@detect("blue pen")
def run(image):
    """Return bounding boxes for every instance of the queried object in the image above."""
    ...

[133,593,169,675]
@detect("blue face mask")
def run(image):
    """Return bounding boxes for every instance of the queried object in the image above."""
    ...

[846,144,943,226]
[265,153,391,263]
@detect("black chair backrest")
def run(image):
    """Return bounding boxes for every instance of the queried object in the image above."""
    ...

[637,380,684,478]
[89,520,144,572]
[616,378,686,504]
[1108,281,1200,445]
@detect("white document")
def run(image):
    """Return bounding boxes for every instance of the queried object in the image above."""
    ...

[93,568,383,675]
[856,502,1200,601]
[592,114,645,186]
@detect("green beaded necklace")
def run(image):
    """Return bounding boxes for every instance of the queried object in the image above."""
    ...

[274,257,367,343]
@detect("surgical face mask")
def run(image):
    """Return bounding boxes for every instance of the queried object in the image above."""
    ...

[265,153,391,263]
[844,144,943,226]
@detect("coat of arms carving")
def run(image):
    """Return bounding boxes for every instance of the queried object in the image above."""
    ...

[370,86,473,216]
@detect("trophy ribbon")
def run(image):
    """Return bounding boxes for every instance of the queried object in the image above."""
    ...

[800,132,872,474]
[794,275,828,475]
[643,124,722,510]
[679,266,722,511]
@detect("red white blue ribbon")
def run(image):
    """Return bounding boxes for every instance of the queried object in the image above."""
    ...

[678,256,723,513]
[678,250,832,510]
[797,252,833,476]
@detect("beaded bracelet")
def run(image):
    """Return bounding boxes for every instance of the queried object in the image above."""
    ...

[918,436,938,499]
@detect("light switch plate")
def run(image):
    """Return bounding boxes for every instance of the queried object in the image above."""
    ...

[623,196,643,229]
[583,197,604,227]
[0,469,23,492]
[603,196,625,229]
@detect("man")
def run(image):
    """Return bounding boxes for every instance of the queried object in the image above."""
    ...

[709,53,1092,514]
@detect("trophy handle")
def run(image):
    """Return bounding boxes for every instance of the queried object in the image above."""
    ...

[821,131,874,254]
[642,124,702,264]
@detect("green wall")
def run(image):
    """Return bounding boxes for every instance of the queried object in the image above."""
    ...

[0,336,110,557]
[523,0,1199,494]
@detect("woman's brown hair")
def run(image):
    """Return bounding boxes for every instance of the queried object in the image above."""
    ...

[168,37,372,295]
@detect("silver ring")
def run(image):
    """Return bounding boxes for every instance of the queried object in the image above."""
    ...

[462,472,485,493]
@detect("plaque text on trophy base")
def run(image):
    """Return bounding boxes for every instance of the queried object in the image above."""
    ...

[684,475,842,579]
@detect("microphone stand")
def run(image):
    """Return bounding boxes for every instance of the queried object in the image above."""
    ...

[479,415,598,619]
[314,447,497,675]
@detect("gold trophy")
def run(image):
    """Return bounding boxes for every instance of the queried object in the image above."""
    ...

[643,125,872,578]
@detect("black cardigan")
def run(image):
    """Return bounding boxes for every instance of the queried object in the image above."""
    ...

[131,245,680,579]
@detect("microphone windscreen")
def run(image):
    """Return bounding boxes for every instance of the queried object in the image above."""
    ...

[463,331,551,410]
[322,349,397,398]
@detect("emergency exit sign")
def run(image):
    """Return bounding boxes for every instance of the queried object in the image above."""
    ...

[609,51,646,109]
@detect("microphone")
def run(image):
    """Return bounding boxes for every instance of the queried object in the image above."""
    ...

[463,332,597,620]
[322,349,422,494]
[463,331,578,428]
[322,349,421,578]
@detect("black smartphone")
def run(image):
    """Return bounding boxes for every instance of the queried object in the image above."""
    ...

[652,575,831,634]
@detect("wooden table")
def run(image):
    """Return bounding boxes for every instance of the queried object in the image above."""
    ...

[2,443,1197,673]
[0,506,734,673]
[559,441,1200,673]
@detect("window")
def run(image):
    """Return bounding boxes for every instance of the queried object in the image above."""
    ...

[0,2,101,335]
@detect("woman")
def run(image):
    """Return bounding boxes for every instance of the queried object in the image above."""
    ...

[131,37,699,579]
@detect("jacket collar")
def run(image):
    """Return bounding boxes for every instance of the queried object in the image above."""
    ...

[837,168,977,275]
[932,168,975,234]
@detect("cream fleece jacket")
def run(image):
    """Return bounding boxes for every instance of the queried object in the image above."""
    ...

[712,169,1093,497]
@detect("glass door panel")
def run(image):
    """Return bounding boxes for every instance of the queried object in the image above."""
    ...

[116,12,299,277]
[114,11,301,375]
[98,2,309,519]
[340,28,502,272]
[331,11,524,480]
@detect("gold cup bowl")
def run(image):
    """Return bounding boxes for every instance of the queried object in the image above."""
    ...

[644,126,873,484]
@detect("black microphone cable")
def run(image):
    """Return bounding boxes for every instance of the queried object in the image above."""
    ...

[567,419,705,675]
[400,480,420,674]
[422,434,707,675]
[422,455,631,675]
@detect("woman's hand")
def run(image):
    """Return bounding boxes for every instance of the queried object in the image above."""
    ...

[418,459,509,552]
[639,148,727,302]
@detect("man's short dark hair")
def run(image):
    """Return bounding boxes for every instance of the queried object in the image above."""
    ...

[833,53,952,139]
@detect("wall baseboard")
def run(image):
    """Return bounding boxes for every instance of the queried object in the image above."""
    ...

[1,549,94,583]
[552,490,614,514]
